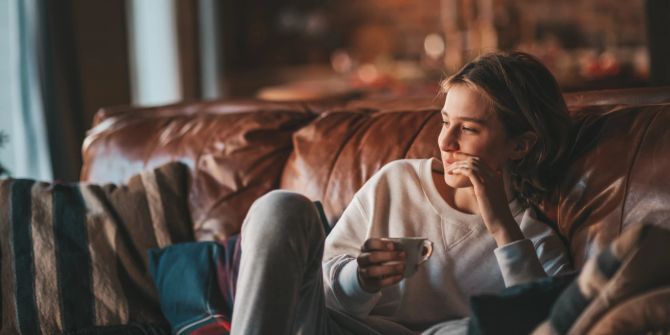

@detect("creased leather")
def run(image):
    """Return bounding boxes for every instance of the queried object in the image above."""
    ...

[81,88,670,260]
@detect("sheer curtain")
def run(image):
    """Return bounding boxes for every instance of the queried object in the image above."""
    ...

[1,0,216,179]
[0,0,52,180]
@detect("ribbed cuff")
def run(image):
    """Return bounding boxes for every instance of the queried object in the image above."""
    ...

[494,239,547,287]
[336,260,382,316]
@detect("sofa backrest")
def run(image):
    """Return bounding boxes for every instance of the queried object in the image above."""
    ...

[81,87,670,268]
[555,102,670,267]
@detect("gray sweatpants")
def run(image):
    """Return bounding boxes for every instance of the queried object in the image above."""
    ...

[230,190,466,335]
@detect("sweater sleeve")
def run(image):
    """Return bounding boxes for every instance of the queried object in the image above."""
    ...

[494,239,548,286]
[322,196,382,317]
[494,208,572,287]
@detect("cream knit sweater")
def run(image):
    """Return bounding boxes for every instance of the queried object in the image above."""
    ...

[322,158,571,331]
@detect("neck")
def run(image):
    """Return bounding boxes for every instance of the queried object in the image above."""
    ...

[431,171,479,214]
[452,187,479,214]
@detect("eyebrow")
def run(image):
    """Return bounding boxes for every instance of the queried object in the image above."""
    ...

[441,110,487,124]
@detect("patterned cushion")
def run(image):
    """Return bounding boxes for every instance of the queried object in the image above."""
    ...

[0,162,194,334]
[533,224,670,334]
[588,286,670,334]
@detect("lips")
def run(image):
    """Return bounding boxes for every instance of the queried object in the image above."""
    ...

[443,151,469,165]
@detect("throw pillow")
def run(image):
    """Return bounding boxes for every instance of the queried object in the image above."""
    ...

[0,162,194,334]
[467,273,577,335]
[533,224,670,334]
[148,237,240,335]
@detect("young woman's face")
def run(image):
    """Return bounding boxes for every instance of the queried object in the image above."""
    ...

[438,85,520,189]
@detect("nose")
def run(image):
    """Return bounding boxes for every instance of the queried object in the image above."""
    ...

[438,124,459,152]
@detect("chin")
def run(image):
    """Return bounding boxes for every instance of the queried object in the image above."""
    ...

[443,174,472,189]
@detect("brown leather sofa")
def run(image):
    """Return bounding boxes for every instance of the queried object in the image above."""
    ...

[81,86,670,333]
[81,86,670,269]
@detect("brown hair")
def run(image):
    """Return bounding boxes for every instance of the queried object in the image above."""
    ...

[440,51,572,206]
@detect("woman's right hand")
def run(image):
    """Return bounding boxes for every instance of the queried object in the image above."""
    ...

[356,238,406,293]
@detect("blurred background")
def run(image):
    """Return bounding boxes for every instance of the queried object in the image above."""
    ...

[0,0,668,181]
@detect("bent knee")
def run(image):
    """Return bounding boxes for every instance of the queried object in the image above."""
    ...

[254,190,313,212]
[243,190,320,237]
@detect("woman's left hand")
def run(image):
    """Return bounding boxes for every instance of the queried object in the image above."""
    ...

[446,155,524,245]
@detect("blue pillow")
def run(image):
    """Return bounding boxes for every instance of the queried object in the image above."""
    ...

[148,237,240,335]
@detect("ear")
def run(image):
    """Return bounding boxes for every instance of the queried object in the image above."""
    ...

[509,131,537,160]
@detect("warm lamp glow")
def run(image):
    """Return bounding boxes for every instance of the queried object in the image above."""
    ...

[331,50,353,73]
[424,33,445,59]
[357,63,378,84]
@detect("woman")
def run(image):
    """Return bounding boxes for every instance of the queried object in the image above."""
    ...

[231,52,573,335]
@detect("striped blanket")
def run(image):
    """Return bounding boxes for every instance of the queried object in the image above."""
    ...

[0,162,194,334]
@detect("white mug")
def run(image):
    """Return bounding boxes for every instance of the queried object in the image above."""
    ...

[382,237,433,278]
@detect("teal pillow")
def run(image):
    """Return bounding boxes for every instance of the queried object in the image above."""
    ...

[148,239,239,335]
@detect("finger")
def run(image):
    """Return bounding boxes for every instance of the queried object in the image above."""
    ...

[362,238,399,252]
[471,160,491,175]
[368,250,406,264]
[451,160,473,168]
[461,162,491,180]
[357,251,405,266]
[446,161,470,173]
[449,165,485,186]
[377,274,404,288]
[447,162,475,176]
[468,158,497,179]
[359,262,405,279]
[449,159,487,179]
[447,160,488,185]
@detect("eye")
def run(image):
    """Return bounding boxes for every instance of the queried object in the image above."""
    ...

[462,126,478,133]
[441,120,450,127]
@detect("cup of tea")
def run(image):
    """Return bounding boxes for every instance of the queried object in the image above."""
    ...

[381,237,433,278]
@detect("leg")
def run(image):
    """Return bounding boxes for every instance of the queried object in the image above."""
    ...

[420,318,469,335]
[231,190,349,335]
